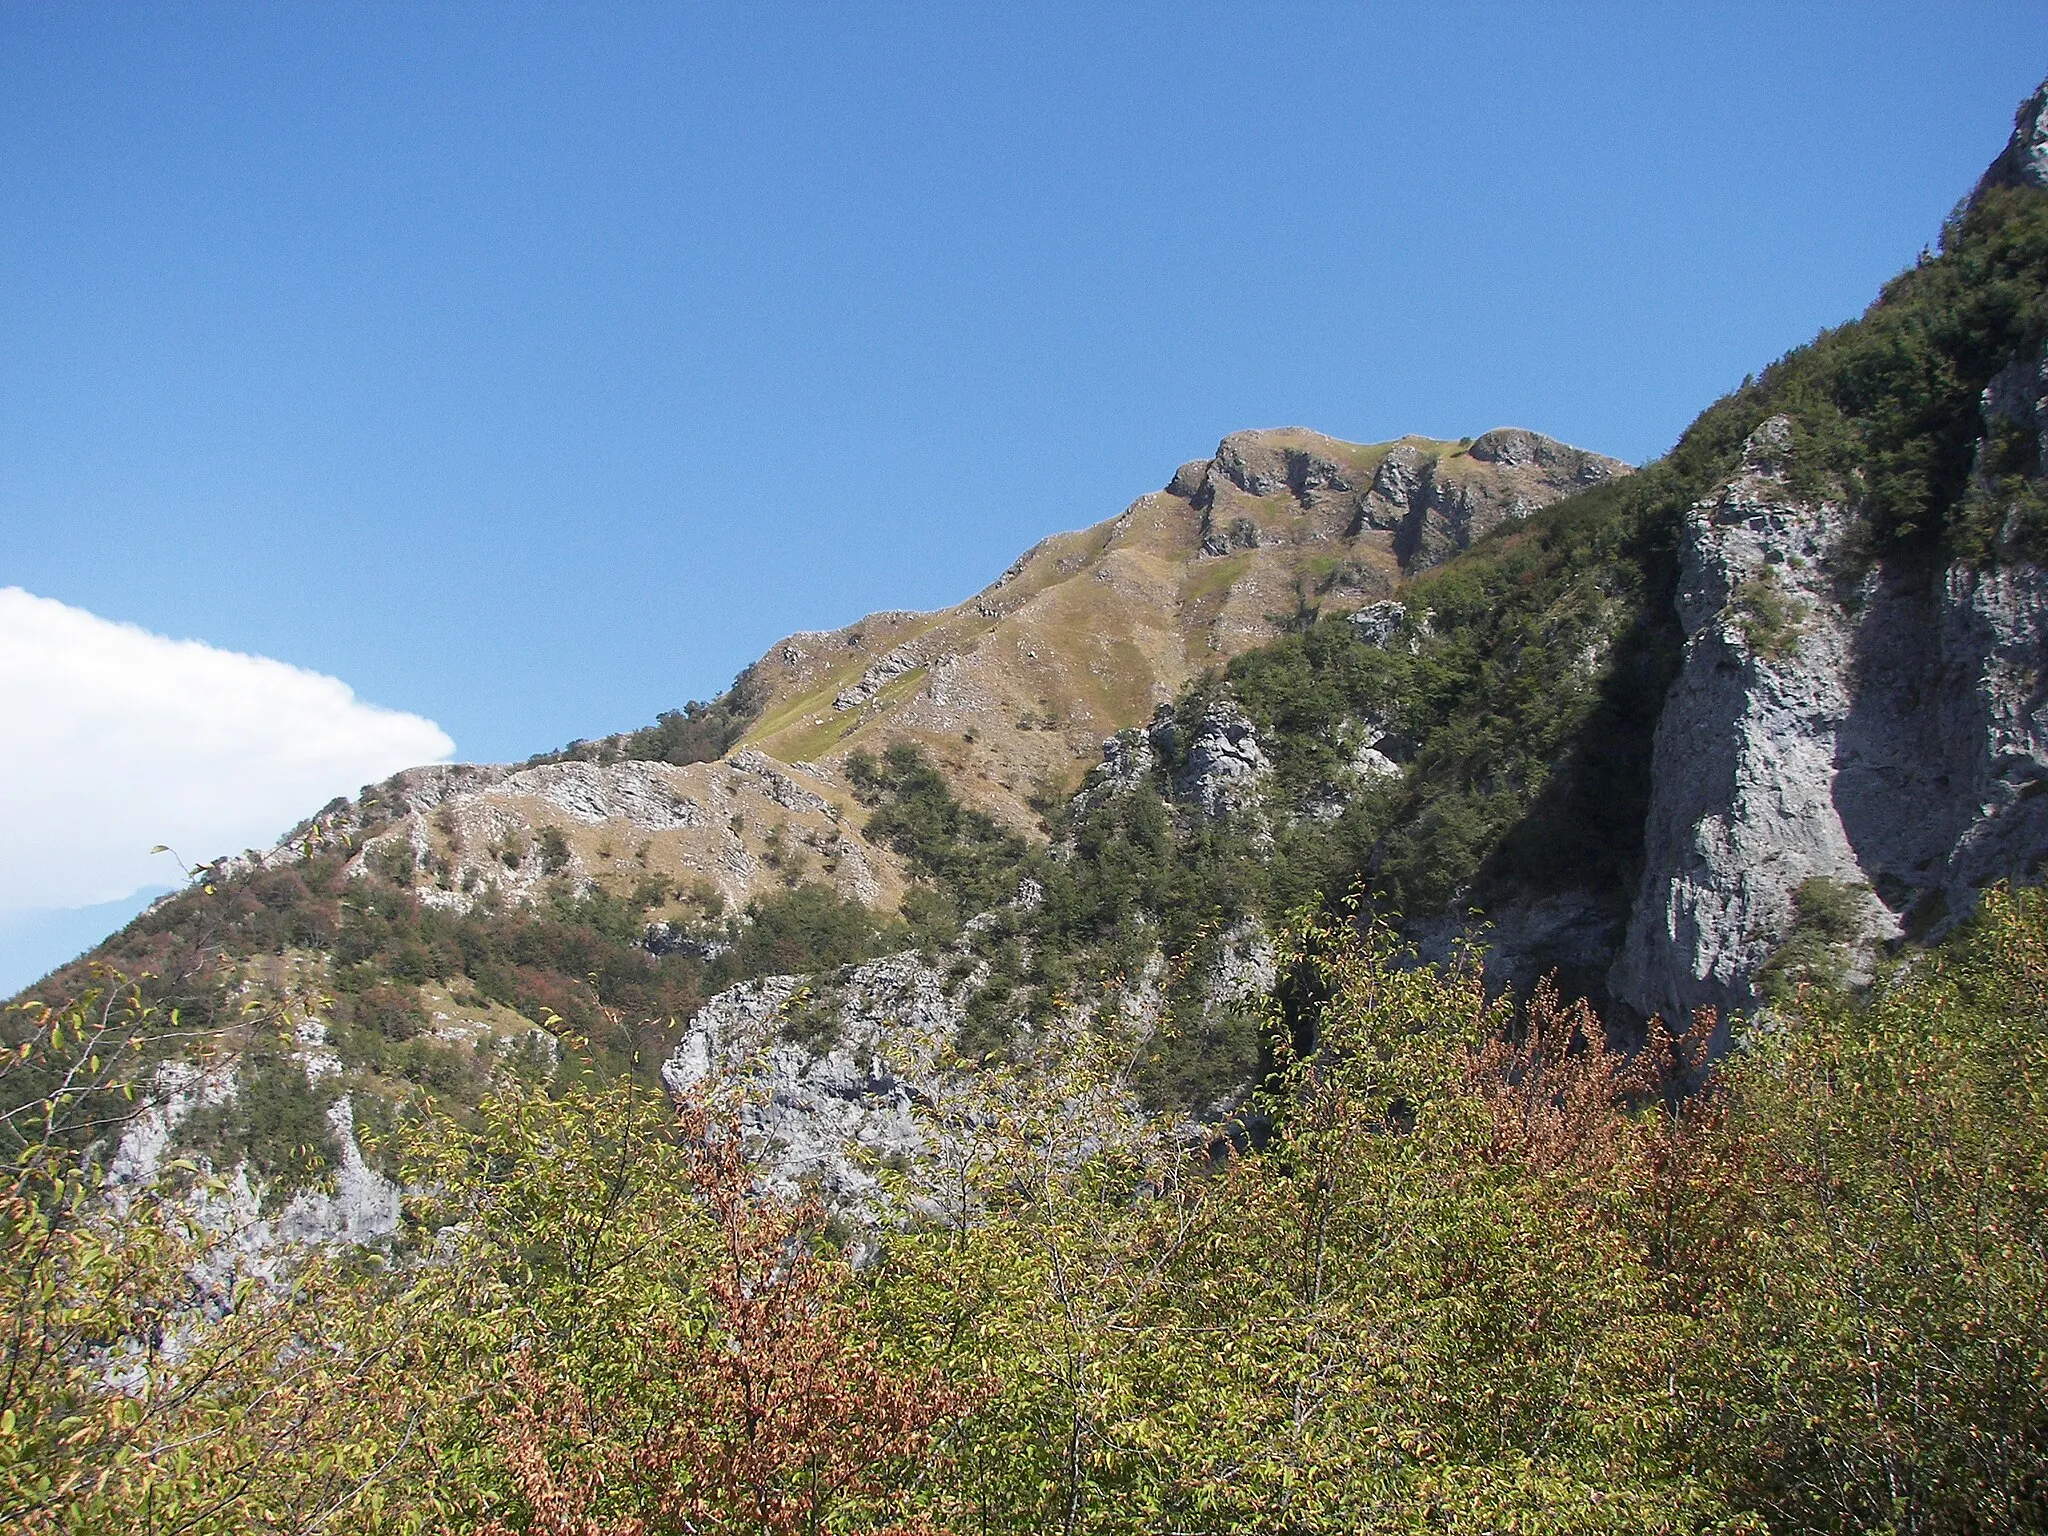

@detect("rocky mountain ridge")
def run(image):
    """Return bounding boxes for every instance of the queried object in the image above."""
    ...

[203,423,1620,936]
[727,425,1625,833]
[230,748,907,927]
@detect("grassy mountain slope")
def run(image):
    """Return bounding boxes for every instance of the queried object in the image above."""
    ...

[726,427,1624,830]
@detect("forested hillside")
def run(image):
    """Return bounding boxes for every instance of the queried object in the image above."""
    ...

[9,887,2047,1532]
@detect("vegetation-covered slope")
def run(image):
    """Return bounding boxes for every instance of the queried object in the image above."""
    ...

[11,883,2046,1533]
[23,132,2048,1149]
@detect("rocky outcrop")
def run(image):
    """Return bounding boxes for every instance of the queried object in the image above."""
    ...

[107,1027,404,1288]
[494,759,710,829]
[1174,427,1629,575]
[221,748,895,918]
[660,953,959,1217]
[1977,75,2048,196]
[1356,429,1628,570]
[1160,702,1271,817]
[1206,432,1359,502]
[1070,727,1158,814]
[1981,345,2048,482]
[834,645,931,711]
[1613,409,2048,1036]
[1611,419,1877,1034]
[1346,599,1411,648]
[1415,890,1626,1003]
[1071,701,1276,821]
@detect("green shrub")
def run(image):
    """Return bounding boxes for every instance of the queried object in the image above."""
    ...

[708,882,899,988]
[1734,570,1806,659]
[776,986,842,1057]
[1758,875,1871,1000]
[350,984,427,1042]
[179,1047,339,1197]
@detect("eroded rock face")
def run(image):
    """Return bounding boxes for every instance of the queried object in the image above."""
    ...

[1154,701,1271,818]
[1611,420,1878,1034]
[1836,562,2048,925]
[1358,428,1628,570]
[107,1037,404,1293]
[834,646,928,711]
[1070,727,1158,815]
[659,952,961,1217]
[1176,427,1628,575]
[1613,413,2048,1035]
[496,760,709,829]
[1413,890,1626,1003]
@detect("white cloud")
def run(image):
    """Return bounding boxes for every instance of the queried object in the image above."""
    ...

[0,588,454,911]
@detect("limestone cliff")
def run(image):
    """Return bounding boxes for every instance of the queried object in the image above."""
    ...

[1613,409,2048,1032]
[1611,83,2048,1030]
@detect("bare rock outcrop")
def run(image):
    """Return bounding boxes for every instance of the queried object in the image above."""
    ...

[1356,428,1627,570]
[1160,702,1271,817]
[1174,426,1629,574]
[659,953,959,1217]
[1613,408,2048,1036]
[105,1026,404,1291]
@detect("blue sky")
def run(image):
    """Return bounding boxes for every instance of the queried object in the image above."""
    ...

[3,4,2047,986]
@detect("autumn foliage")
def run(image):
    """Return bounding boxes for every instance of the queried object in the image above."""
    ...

[5,891,2048,1533]
[481,1100,967,1536]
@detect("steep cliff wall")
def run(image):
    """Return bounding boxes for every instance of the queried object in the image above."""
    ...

[1611,82,2048,1030]
[1614,406,2048,1032]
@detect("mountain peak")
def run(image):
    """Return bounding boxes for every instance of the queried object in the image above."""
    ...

[723,425,1625,836]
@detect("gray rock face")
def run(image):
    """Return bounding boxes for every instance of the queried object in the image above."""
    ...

[834,646,928,711]
[1203,917,1278,1013]
[1353,430,1627,570]
[1467,427,1614,479]
[1349,735,1402,783]
[500,760,709,829]
[643,921,727,960]
[659,942,1177,1245]
[106,1040,403,1295]
[1611,420,1877,1033]
[1208,432,1354,501]
[1171,427,1630,575]
[1155,702,1271,817]
[1835,561,2048,921]
[1070,727,1158,814]
[1613,413,2048,1035]
[1414,889,1626,1001]
[1346,599,1410,648]
[1982,346,2048,480]
[660,953,959,1216]
[1072,701,1281,823]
